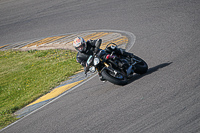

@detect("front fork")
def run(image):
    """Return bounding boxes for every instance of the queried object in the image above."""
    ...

[102,62,126,77]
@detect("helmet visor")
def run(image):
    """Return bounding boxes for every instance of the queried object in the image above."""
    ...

[77,45,84,51]
[75,42,85,52]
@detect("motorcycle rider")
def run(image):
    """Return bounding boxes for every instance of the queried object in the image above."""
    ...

[73,37,133,81]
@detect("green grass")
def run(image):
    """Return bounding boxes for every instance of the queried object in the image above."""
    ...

[0,49,82,129]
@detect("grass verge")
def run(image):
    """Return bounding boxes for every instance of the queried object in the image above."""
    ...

[0,49,82,129]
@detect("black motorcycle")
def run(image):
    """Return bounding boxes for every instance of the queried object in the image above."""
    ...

[85,43,148,85]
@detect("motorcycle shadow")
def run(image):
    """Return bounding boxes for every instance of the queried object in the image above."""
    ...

[127,62,173,84]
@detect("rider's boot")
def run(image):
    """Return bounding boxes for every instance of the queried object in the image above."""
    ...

[98,73,107,82]
[123,51,134,58]
[116,48,134,58]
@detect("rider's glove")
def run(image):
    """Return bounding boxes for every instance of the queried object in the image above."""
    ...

[106,54,116,60]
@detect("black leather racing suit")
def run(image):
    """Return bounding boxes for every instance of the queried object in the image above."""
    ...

[76,39,102,67]
[76,39,133,68]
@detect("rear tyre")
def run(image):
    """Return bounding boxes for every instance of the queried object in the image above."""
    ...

[133,56,148,74]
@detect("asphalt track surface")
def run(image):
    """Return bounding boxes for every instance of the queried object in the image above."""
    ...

[1,0,200,133]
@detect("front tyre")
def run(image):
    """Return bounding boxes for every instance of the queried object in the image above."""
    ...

[101,69,128,85]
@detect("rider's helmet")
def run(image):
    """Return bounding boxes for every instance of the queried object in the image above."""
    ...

[73,37,87,53]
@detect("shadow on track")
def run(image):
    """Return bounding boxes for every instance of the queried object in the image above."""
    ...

[128,62,173,84]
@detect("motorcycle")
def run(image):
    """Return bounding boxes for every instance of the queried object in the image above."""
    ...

[85,43,148,85]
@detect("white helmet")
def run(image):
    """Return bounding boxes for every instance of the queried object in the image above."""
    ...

[73,37,86,52]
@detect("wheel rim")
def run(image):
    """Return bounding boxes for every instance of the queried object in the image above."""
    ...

[108,71,124,80]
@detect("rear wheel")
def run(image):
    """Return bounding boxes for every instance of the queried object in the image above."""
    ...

[101,69,128,85]
[133,56,148,74]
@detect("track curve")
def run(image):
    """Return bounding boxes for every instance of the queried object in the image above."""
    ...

[1,0,200,133]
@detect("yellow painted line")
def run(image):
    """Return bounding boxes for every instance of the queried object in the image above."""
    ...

[27,80,84,106]
[20,32,126,50]
[22,35,66,48]
[83,32,111,40]
[0,44,10,49]
[82,32,104,40]
[67,32,113,45]
[100,36,128,49]
[75,68,84,74]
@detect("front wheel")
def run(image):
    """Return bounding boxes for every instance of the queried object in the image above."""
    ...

[101,69,128,85]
